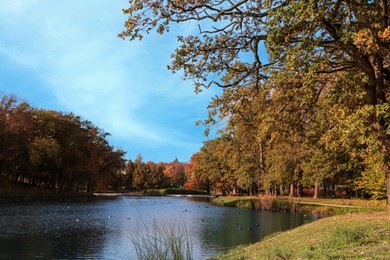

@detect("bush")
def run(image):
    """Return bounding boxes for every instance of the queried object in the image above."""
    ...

[143,188,208,196]
[143,189,165,196]
[163,188,208,195]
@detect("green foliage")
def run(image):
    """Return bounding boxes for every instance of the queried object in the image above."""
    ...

[29,137,60,166]
[376,103,390,135]
[265,140,302,189]
[163,188,208,195]
[143,189,166,196]
[121,0,390,205]
[355,152,387,200]
[213,197,256,209]
[143,188,208,196]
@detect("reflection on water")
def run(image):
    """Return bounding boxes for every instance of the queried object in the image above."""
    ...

[0,196,319,259]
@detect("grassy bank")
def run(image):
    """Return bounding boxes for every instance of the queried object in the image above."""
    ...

[143,188,208,196]
[212,196,386,215]
[213,211,390,259]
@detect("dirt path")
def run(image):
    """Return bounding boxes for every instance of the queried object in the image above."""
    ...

[297,201,360,208]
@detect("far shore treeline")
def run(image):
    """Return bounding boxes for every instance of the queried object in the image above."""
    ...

[0,93,189,193]
[0,94,126,192]
[0,92,387,200]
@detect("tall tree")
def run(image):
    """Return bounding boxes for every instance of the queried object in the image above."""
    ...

[124,159,135,190]
[0,95,34,183]
[164,160,187,188]
[121,0,390,211]
[132,154,147,190]
[0,93,125,192]
[145,161,165,189]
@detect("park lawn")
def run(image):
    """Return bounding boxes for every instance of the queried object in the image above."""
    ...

[213,211,390,259]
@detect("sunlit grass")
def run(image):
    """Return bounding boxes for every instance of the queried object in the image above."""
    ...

[212,196,257,207]
[213,211,390,259]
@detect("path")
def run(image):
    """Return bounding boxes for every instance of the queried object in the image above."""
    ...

[297,201,361,208]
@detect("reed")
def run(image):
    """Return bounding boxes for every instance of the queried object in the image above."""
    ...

[130,217,193,260]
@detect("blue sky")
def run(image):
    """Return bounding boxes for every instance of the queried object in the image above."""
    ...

[0,0,220,163]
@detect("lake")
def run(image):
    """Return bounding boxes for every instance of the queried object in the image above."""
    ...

[0,196,319,259]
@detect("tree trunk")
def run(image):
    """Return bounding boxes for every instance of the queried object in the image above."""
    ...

[297,181,301,197]
[381,135,390,214]
[323,181,327,198]
[365,61,389,213]
[313,180,319,199]
[279,185,283,196]
[289,181,294,197]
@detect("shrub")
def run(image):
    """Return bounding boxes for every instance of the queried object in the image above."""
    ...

[163,188,208,195]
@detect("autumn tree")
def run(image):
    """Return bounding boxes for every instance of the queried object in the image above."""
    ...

[132,154,148,190]
[184,152,210,192]
[186,137,238,195]
[121,0,390,210]
[0,95,35,183]
[205,87,269,194]
[184,154,203,190]
[0,93,125,192]
[123,159,135,190]
[265,1,389,205]
[164,159,187,188]
[145,161,166,189]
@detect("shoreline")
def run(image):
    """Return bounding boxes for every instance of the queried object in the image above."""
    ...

[92,192,216,199]
[211,196,388,259]
[211,196,386,215]
[213,211,390,259]
[0,185,214,202]
[1,184,385,214]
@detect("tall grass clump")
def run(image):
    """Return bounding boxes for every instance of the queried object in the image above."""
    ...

[130,218,193,260]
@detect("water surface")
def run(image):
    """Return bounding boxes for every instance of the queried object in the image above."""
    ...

[0,196,318,259]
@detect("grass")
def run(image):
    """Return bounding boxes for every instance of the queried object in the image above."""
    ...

[212,196,257,208]
[212,211,390,259]
[130,217,193,260]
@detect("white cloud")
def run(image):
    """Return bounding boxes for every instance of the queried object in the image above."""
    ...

[0,0,218,161]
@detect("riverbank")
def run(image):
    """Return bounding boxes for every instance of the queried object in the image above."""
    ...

[212,196,389,259]
[0,184,210,202]
[212,211,390,259]
[142,188,209,196]
[212,196,387,215]
[0,183,94,202]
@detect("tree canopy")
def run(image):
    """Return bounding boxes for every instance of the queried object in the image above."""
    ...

[0,94,125,192]
[121,0,390,211]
